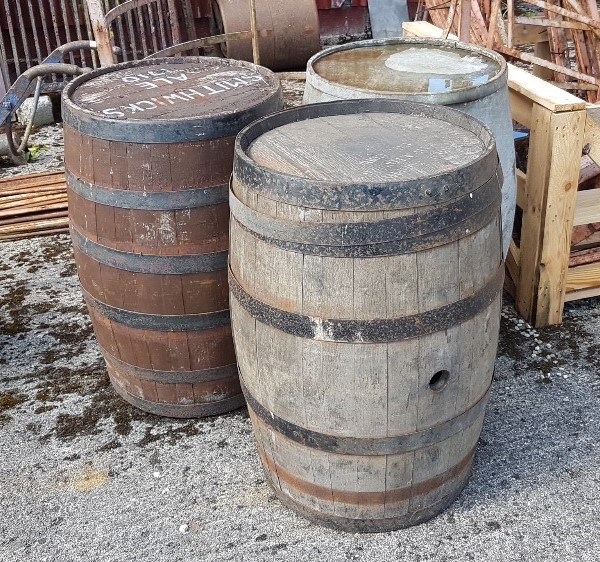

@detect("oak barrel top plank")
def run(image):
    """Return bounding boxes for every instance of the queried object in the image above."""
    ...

[247,113,486,183]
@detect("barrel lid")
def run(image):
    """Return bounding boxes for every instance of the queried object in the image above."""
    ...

[248,112,485,184]
[307,38,506,105]
[62,57,282,143]
[235,99,499,211]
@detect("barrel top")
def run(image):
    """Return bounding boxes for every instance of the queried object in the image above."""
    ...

[311,40,503,96]
[62,57,282,143]
[248,112,486,183]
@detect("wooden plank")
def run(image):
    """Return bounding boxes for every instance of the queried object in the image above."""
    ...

[510,22,549,45]
[516,168,527,209]
[86,0,116,66]
[402,20,455,40]
[565,260,600,292]
[509,89,534,128]
[564,282,600,300]
[500,46,600,87]
[0,171,65,190]
[514,15,589,31]
[573,188,600,225]
[584,106,600,167]
[569,247,600,266]
[517,103,556,321]
[506,239,521,284]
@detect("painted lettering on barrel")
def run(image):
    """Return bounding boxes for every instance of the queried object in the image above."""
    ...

[100,71,269,118]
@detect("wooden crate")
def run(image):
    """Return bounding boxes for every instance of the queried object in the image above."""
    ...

[403,21,600,327]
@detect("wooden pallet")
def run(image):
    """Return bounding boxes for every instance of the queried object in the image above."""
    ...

[0,170,68,242]
[404,21,600,326]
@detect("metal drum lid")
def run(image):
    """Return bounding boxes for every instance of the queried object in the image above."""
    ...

[310,39,504,97]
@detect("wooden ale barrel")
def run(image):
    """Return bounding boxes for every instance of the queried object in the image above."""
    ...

[62,57,282,418]
[303,38,516,257]
[229,99,504,531]
[212,0,321,71]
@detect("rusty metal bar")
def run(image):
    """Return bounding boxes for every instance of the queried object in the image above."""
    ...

[136,5,150,58]
[58,0,76,65]
[148,3,160,54]
[156,0,169,51]
[14,0,33,69]
[0,5,13,90]
[3,0,22,77]
[36,0,55,61]
[168,0,182,45]
[111,0,131,63]
[25,0,44,67]
[69,0,87,67]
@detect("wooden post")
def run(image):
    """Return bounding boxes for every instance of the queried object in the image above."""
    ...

[249,0,260,65]
[516,104,586,326]
[459,0,472,42]
[84,0,116,67]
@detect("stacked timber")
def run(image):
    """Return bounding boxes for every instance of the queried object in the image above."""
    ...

[0,171,68,242]
[423,0,600,102]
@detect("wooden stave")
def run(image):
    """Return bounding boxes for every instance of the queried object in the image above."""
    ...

[64,68,283,417]
[229,101,503,528]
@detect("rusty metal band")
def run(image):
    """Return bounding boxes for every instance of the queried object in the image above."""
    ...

[66,171,229,210]
[83,288,230,332]
[229,174,501,255]
[243,380,489,456]
[103,352,238,384]
[257,445,473,532]
[109,375,245,418]
[229,265,504,343]
[70,227,228,275]
[258,441,474,505]
[234,99,498,211]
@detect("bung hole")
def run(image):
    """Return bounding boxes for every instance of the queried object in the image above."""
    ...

[429,370,450,391]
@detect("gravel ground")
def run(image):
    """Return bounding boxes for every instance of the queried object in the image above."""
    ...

[1,234,599,562]
[1,84,600,561]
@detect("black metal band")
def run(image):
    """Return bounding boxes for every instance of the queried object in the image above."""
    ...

[66,170,229,210]
[83,288,230,332]
[234,99,498,211]
[229,265,504,343]
[230,172,501,254]
[70,227,228,275]
[62,57,283,143]
[103,352,237,384]
[233,204,499,257]
[243,379,489,456]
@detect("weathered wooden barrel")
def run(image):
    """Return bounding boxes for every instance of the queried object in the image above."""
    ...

[229,99,504,531]
[212,0,321,71]
[303,38,516,256]
[62,57,282,418]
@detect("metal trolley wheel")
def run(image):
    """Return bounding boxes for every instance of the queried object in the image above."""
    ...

[1,41,97,165]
